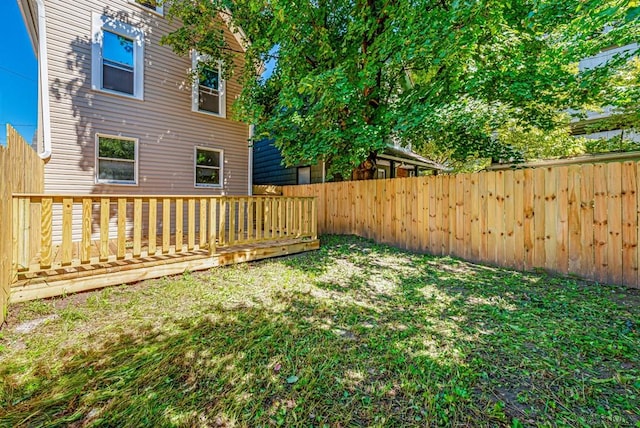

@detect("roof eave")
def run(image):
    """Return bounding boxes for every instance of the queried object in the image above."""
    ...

[17,0,38,56]
[218,9,248,53]
[381,146,450,172]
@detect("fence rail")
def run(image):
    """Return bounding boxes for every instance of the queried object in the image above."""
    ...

[284,162,640,288]
[12,194,317,275]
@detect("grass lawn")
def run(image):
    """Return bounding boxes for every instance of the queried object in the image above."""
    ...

[0,235,639,427]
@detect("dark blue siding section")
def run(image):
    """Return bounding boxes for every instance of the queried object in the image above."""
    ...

[252,139,298,185]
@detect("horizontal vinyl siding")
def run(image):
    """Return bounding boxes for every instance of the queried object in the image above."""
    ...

[43,0,250,197]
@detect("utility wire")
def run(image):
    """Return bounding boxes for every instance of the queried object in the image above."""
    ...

[0,65,37,82]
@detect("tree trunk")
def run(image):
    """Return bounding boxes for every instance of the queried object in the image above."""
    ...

[353,152,377,180]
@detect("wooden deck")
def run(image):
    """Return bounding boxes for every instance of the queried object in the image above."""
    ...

[8,194,319,303]
[12,238,320,302]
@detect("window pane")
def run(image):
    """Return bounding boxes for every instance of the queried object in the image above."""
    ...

[103,63,134,94]
[196,167,220,185]
[99,137,135,160]
[199,66,219,90]
[196,149,220,167]
[137,0,157,9]
[102,30,134,94]
[198,88,220,114]
[99,159,135,182]
[103,31,133,67]
[298,166,311,184]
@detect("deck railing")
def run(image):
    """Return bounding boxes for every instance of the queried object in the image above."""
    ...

[12,194,317,275]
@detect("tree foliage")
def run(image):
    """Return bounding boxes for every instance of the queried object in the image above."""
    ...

[163,0,640,177]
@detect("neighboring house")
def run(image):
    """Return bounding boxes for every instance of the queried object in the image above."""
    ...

[253,139,448,186]
[572,42,639,142]
[17,0,252,196]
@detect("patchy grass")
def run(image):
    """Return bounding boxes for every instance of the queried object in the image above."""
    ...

[0,235,639,427]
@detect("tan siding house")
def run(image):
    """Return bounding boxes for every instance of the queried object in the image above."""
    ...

[19,0,251,197]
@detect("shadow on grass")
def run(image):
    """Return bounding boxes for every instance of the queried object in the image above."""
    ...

[1,235,638,427]
[1,299,478,427]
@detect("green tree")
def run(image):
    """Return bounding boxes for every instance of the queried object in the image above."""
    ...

[163,0,640,177]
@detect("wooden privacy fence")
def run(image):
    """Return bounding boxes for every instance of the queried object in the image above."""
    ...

[12,194,317,276]
[0,125,45,324]
[284,162,640,288]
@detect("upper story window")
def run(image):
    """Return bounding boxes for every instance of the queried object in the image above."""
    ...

[96,134,138,185]
[91,13,144,100]
[192,53,226,118]
[133,0,164,15]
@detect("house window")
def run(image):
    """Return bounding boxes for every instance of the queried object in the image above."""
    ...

[195,147,223,187]
[134,0,163,14]
[96,135,138,185]
[91,13,144,99]
[298,166,311,184]
[377,169,386,179]
[192,53,226,117]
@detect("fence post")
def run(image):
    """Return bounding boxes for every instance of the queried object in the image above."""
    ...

[0,145,10,325]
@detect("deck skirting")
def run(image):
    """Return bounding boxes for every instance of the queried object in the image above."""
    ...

[11,239,320,303]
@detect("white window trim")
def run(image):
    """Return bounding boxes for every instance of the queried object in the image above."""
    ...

[95,133,139,186]
[129,1,164,16]
[192,52,226,118]
[91,12,145,100]
[194,146,224,188]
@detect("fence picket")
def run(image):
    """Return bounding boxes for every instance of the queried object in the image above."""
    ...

[580,164,595,279]
[503,170,516,269]
[621,162,637,287]
[607,162,623,284]
[556,167,569,274]
[512,170,524,270]
[592,164,608,282]
[567,166,581,275]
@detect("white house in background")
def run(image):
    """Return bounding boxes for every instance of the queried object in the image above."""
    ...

[17,0,253,196]
[572,42,639,142]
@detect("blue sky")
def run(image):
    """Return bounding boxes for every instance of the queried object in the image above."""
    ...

[0,1,38,146]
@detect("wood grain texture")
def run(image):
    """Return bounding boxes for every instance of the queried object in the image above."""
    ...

[621,162,637,287]
[555,167,569,274]
[579,164,594,279]
[567,166,581,276]
[117,198,126,259]
[607,162,623,285]
[513,170,524,270]
[282,166,640,288]
[503,170,515,269]
[592,164,608,283]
